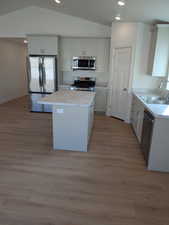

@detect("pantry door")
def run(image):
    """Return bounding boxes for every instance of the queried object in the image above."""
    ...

[110,47,132,122]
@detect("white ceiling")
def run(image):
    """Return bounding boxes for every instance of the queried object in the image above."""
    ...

[0,0,169,25]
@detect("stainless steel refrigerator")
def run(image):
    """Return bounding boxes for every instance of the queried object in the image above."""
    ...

[27,55,58,112]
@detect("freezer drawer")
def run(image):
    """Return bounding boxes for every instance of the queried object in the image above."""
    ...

[29,93,52,113]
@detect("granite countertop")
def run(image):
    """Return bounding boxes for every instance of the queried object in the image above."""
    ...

[38,90,96,107]
[133,92,169,119]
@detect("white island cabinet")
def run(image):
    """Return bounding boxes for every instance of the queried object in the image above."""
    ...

[38,90,95,152]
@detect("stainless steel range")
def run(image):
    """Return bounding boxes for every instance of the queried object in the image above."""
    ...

[70,77,96,92]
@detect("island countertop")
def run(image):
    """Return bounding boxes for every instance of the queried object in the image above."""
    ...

[38,90,96,107]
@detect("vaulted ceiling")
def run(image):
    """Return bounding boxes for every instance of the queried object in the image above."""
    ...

[0,0,169,25]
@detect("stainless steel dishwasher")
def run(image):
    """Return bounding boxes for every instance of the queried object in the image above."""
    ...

[141,110,155,165]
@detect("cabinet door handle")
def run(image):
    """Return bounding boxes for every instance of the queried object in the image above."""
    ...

[123,88,128,91]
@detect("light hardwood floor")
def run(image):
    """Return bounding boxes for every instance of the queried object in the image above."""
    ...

[0,96,169,225]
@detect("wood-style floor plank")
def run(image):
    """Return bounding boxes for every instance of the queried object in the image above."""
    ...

[0,96,169,225]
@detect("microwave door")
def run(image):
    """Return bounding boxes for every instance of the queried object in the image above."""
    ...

[42,56,57,93]
[28,56,43,93]
[78,59,89,69]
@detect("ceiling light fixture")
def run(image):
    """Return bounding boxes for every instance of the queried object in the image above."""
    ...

[118,0,125,6]
[115,14,121,21]
[24,40,28,44]
[54,0,61,4]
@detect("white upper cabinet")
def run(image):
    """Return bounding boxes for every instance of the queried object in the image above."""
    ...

[149,25,169,77]
[27,36,58,55]
[60,38,110,72]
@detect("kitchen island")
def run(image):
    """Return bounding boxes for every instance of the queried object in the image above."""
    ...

[38,90,95,152]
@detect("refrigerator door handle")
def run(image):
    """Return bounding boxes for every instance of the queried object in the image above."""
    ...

[42,58,46,91]
[43,63,46,85]
[26,57,31,92]
[39,61,43,88]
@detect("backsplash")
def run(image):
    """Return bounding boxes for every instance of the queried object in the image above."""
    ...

[60,71,109,87]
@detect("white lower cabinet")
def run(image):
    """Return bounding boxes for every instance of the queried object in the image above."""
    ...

[53,104,94,152]
[131,94,169,172]
[131,95,144,142]
[95,87,108,112]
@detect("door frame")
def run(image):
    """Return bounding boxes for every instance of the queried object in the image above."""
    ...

[107,45,135,123]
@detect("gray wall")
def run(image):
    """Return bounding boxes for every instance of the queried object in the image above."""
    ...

[0,39,27,104]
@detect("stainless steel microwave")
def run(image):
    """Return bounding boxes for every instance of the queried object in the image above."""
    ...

[72,56,96,71]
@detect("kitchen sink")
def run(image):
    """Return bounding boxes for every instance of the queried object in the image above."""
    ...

[140,95,169,105]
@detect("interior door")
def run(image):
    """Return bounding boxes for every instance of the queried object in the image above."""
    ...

[28,56,43,93]
[110,47,132,121]
[42,56,57,93]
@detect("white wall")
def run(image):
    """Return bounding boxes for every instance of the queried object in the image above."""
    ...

[110,22,161,90]
[111,22,138,47]
[107,22,162,121]
[133,24,161,90]
[0,39,27,104]
[110,23,138,94]
[0,6,111,38]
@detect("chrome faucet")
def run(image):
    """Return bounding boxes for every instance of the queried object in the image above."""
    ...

[159,79,167,89]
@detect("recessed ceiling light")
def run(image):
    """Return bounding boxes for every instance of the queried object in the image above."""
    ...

[115,14,121,21]
[54,0,61,4]
[24,40,28,44]
[118,0,125,6]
